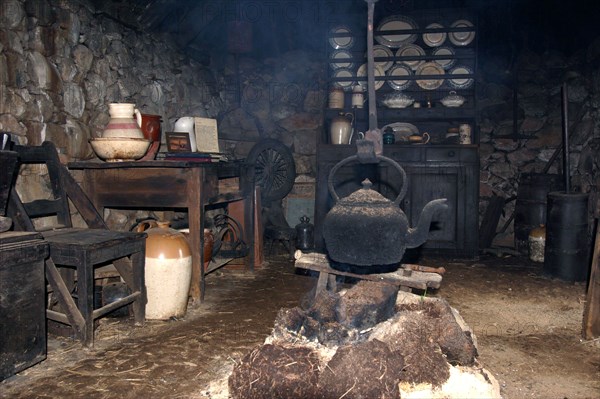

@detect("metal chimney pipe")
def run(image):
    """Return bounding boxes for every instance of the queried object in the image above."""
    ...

[561,83,570,193]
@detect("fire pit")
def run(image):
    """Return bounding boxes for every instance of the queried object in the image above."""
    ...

[228,281,501,398]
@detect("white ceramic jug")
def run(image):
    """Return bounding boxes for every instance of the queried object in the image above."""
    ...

[102,103,144,139]
[330,112,354,145]
[174,117,197,152]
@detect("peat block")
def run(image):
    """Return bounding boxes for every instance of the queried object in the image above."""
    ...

[229,343,320,399]
[337,280,398,330]
[307,288,339,323]
[319,339,404,399]
[370,313,451,386]
[397,299,477,365]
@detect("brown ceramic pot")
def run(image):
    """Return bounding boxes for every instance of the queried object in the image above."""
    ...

[179,228,214,272]
[137,114,162,142]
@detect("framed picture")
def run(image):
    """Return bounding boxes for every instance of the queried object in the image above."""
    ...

[165,132,192,152]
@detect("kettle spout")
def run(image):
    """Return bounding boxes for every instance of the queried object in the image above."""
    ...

[405,199,449,248]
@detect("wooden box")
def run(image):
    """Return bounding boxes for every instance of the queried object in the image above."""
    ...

[0,232,49,381]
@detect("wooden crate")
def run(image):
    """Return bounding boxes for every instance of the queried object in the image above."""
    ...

[0,232,49,381]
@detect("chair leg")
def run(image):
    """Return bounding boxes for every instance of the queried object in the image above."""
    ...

[130,250,146,325]
[77,254,95,347]
[45,259,86,339]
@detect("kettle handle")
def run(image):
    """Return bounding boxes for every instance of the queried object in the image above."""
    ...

[327,154,408,206]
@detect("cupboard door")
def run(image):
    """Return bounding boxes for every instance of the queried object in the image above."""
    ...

[406,165,465,250]
[383,164,465,251]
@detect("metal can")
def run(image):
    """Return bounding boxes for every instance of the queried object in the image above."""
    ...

[459,123,472,144]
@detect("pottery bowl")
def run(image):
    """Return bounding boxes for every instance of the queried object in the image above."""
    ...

[381,93,415,108]
[90,137,151,162]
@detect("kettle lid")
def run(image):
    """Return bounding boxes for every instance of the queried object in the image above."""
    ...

[338,179,391,206]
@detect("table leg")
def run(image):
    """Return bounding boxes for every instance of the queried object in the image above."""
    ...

[315,271,329,298]
[187,169,203,303]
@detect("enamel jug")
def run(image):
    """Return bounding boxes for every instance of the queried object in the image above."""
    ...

[330,112,354,145]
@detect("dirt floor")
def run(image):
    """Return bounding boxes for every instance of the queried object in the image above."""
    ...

[1,251,599,399]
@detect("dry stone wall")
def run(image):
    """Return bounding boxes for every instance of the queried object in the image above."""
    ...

[478,42,600,242]
[0,0,224,158]
[2,0,597,244]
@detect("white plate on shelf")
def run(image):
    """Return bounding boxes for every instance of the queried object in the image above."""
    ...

[330,49,354,70]
[432,46,456,70]
[449,19,475,46]
[375,15,418,48]
[415,62,445,90]
[356,63,385,91]
[329,26,354,49]
[332,68,355,89]
[370,45,394,71]
[395,43,425,70]
[448,65,474,89]
[386,64,412,91]
[423,23,446,47]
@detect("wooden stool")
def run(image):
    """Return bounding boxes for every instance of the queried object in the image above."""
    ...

[294,252,443,298]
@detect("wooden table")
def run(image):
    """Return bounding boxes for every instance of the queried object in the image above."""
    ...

[69,160,255,302]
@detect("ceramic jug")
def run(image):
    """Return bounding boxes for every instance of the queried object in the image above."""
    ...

[330,112,354,145]
[351,85,366,108]
[328,87,345,109]
[174,117,197,152]
[136,220,192,320]
[135,111,162,142]
[178,227,214,272]
[102,103,145,139]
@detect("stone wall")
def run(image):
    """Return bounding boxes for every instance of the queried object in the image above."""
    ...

[1,0,326,230]
[2,0,598,246]
[478,40,600,242]
[0,0,226,228]
[1,0,225,155]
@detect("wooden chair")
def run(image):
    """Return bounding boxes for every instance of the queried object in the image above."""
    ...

[7,142,147,347]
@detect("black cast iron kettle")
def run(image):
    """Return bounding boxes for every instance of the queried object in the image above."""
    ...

[322,154,448,266]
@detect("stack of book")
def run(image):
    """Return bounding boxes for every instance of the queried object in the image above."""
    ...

[155,152,226,163]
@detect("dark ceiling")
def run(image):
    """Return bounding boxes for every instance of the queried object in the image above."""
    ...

[89,0,599,63]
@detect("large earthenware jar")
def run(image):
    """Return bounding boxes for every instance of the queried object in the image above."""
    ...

[138,220,192,320]
[102,103,144,139]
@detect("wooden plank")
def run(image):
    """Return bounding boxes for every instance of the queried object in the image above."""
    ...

[479,194,505,249]
[582,219,600,339]
[295,252,442,290]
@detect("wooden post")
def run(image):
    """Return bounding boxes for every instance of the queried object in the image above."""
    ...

[582,219,600,339]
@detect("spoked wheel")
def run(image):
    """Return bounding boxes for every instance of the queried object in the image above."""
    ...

[246,139,296,204]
